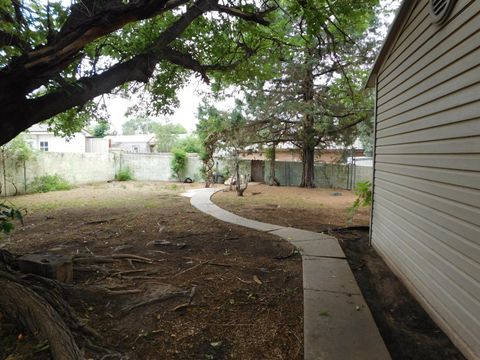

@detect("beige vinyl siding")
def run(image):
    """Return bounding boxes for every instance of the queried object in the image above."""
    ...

[370,0,480,359]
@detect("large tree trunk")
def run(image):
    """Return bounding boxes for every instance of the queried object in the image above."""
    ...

[202,143,215,188]
[235,153,241,195]
[299,60,316,188]
[300,144,315,188]
[269,143,280,186]
[203,156,214,188]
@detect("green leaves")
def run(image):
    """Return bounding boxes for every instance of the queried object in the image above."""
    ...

[348,180,372,222]
[170,148,187,180]
[0,202,24,236]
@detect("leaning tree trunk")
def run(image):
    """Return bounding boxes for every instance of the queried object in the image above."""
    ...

[269,143,280,186]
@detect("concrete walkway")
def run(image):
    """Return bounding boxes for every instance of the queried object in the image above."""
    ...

[188,187,391,360]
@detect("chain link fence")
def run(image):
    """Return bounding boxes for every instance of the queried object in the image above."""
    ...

[264,161,372,189]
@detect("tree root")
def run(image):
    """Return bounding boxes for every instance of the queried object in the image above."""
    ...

[0,270,82,359]
[0,250,121,360]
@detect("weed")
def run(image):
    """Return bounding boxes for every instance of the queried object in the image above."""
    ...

[115,167,134,181]
[348,180,372,223]
[29,174,72,193]
[0,202,24,236]
[170,148,187,181]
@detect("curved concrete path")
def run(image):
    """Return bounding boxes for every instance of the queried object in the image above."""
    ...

[188,187,391,360]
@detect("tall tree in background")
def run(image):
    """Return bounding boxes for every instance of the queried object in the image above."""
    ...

[244,0,380,187]
[122,117,158,135]
[92,121,110,137]
[155,123,187,152]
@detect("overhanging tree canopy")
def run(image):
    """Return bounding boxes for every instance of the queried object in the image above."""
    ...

[0,0,278,145]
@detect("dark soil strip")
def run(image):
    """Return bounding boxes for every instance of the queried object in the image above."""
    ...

[334,229,466,360]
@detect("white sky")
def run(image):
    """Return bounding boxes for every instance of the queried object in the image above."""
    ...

[106,77,216,134]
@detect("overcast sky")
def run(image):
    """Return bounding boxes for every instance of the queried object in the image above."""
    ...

[106,77,215,134]
[102,0,400,135]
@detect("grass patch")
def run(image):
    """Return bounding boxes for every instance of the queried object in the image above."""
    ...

[29,174,72,193]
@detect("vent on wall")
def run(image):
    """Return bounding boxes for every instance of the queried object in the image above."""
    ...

[430,0,456,24]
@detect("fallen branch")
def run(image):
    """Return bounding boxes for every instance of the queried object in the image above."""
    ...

[112,254,154,263]
[122,290,188,312]
[172,260,211,278]
[173,285,197,311]
[110,269,149,277]
[84,218,118,225]
[207,262,232,268]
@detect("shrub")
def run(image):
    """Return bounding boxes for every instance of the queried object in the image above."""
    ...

[29,174,72,193]
[348,180,372,223]
[0,202,24,236]
[115,167,134,181]
[171,148,187,181]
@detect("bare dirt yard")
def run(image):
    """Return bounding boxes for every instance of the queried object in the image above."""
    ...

[214,184,466,360]
[0,182,303,360]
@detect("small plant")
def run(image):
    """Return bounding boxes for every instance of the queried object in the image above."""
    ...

[170,148,187,181]
[29,174,72,193]
[115,167,134,181]
[1,202,24,236]
[348,180,372,222]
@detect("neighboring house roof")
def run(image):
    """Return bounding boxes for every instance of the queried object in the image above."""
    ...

[27,123,92,136]
[366,0,414,88]
[105,134,156,145]
[272,139,364,151]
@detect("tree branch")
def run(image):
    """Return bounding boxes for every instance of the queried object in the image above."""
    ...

[215,4,273,26]
[0,30,29,51]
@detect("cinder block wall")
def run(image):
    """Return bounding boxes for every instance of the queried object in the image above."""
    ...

[0,152,203,196]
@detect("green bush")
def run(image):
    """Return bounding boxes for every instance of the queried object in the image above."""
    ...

[171,148,187,180]
[348,180,372,223]
[115,167,134,181]
[1,202,24,236]
[29,174,72,193]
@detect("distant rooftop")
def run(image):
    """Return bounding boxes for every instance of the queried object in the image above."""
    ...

[105,134,156,144]
[27,123,91,136]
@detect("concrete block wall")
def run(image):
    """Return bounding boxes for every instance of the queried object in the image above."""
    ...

[0,151,203,196]
[117,152,202,181]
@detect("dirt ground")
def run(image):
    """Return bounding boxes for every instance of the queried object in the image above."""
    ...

[0,182,303,360]
[213,184,466,360]
[213,184,371,232]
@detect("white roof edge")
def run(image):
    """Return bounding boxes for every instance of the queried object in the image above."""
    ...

[365,0,415,88]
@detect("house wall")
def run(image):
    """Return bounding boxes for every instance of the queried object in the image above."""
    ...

[110,141,152,153]
[26,133,86,153]
[86,137,110,153]
[370,1,480,358]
